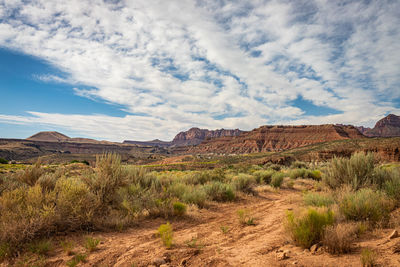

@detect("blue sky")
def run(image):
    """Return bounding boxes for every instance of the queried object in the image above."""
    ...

[0,0,399,141]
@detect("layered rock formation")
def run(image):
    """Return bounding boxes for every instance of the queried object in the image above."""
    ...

[172,128,244,146]
[360,114,400,137]
[124,128,244,147]
[190,124,365,154]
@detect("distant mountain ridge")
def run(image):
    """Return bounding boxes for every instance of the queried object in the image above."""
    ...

[357,114,400,137]
[124,127,244,147]
[190,124,365,154]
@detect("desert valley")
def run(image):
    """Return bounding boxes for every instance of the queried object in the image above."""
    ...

[0,114,400,266]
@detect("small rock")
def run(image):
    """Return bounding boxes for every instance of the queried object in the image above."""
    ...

[310,244,319,254]
[389,230,399,239]
[152,257,166,267]
[283,249,291,255]
[292,261,298,265]
[276,251,289,260]
[160,265,168,267]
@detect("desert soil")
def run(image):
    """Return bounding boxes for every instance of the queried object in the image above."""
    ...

[41,183,400,267]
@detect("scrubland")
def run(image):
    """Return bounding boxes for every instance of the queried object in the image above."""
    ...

[0,152,399,266]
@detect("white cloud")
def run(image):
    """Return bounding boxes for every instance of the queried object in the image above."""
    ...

[0,0,399,141]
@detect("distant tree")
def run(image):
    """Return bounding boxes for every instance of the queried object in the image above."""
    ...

[0,157,8,164]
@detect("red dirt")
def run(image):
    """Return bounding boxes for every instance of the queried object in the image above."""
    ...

[38,183,400,267]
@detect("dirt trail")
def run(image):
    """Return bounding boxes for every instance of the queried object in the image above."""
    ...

[46,187,400,267]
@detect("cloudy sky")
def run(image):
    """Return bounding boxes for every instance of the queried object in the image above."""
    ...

[0,0,399,141]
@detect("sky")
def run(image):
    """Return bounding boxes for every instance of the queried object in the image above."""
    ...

[0,0,399,142]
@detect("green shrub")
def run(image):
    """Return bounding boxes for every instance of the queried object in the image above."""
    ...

[54,178,96,230]
[339,188,394,224]
[173,201,187,216]
[360,248,377,267]
[0,158,7,164]
[270,172,285,188]
[82,153,124,211]
[291,161,308,169]
[323,152,376,190]
[158,222,173,248]
[264,162,281,171]
[181,187,207,207]
[308,170,322,180]
[289,168,307,179]
[28,239,52,256]
[231,173,256,193]
[383,169,400,203]
[253,170,275,184]
[84,236,100,252]
[204,181,235,202]
[0,185,56,248]
[285,208,334,248]
[303,192,335,207]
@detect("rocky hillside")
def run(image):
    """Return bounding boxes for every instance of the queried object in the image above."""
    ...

[124,128,244,147]
[172,127,244,146]
[360,114,400,137]
[190,124,365,154]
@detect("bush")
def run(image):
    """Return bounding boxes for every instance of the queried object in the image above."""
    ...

[0,242,11,261]
[82,153,124,211]
[323,152,376,190]
[264,162,282,171]
[289,168,307,179]
[291,161,308,169]
[0,158,7,164]
[173,201,187,216]
[0,185,56,248]
[338,188,394,224]
[231,173,256,193]
[360,248,377,267]
[323,223,357,254]
[158,222,173,248]
[303,192,335,207]
[253,170,275,184]
[285,208,334,248]
[203,181,235,202]
[181,187,207,208]
[270,172,285,188]
[383,169,400,203]
[308,170,322,180]
[54,178,97,230]
[17,160,44,186]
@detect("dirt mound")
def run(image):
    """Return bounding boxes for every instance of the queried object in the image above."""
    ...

[362,114,400,137]
[27,131,70,142]
[190,124,365,154]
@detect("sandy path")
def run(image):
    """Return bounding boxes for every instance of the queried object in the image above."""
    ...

[45,187,400,267]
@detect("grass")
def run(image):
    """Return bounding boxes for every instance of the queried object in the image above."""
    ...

[84,236,100,252]
[28,239,52,256]
[323,223,357,254]
[285,208,335,248]
[158,222,173,248]
[303,192,335,207]
[237,209,256,226]
[360,248,377,267]
[60,240,75,255]
[220,225,229,234]
[66,253,87,267]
